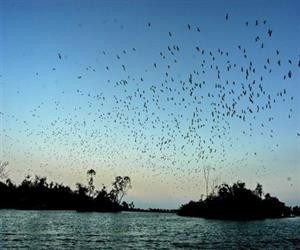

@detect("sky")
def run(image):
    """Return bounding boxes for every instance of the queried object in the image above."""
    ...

[1,0,300,208]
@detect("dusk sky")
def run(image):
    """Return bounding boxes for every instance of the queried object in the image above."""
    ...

[1,0,299,208]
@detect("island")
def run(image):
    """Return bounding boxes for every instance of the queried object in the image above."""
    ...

[178,181,294,220]
[1,169,299,219]
[0,169,133,213]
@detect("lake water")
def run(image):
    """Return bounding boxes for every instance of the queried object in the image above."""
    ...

[0,210,300,249]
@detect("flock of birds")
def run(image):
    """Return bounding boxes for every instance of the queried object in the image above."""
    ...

[1,13,299,195]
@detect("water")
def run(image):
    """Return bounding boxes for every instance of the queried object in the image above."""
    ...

[0,210,300,249]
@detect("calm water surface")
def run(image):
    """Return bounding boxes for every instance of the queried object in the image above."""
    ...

[0,210,300,249]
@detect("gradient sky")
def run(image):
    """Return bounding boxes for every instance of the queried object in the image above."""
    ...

[1,0,300,208]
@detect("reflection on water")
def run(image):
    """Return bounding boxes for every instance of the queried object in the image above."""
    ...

[0,210,300,249]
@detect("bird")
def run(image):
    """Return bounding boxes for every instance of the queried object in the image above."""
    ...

[6,10,299,198]
[268,29,272,37]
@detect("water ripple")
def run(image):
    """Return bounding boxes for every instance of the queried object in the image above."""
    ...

[0,210,300,249]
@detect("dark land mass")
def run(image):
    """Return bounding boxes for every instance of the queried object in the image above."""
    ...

[178,181,299,220]
[1,175,299,218]
[0,173,179,213]
[0,174,132,213]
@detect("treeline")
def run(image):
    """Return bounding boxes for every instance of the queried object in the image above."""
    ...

[0,170,133,212]
[178,181,297,220]
[129,208,177,213]
[292,206,300,216]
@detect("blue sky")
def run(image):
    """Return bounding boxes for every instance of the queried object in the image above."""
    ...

[1,0,300,208]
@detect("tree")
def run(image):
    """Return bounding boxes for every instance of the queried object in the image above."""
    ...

[86,169,96,197]
[0,161,9,179]
[178,181,292,219]
[34,176,48,189]
[254,183,263,198]
[265,193,271,200]
[76,183,88,197]
[210,176,220,196]
[110,176,132,204]
[95,185,108,200]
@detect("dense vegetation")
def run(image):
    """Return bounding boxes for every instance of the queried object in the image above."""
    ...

[178,182,295,220]
[0,170,133,212]
[1,162,299,217]
[292,206,300,216]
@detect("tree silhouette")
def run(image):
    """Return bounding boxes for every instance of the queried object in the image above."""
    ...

[210,176,220,196]
[0,174,133,212]
[110,176,132,204]
[76,182,88,197]
[86,169,96,197]
[178,181,292,219]
[254,183,263,198]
